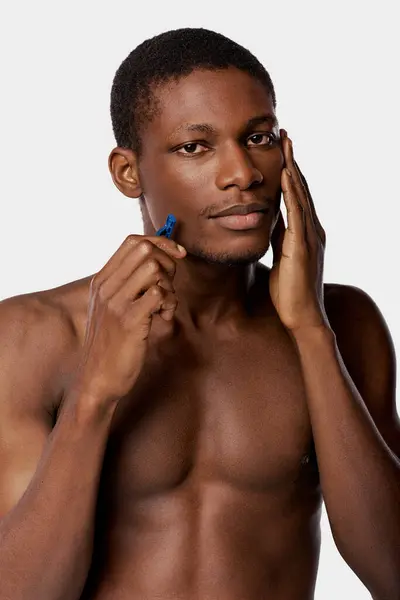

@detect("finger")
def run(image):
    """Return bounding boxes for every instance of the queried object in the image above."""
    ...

[132,284,178,324]
[109,240,180,299]
[111,256,175,309]
[281,133,315,244]
[94,235,186,295]
[149,235,186,257]
[97,234,186,283]
[270,210,285,265]
[294,160,326,244]
[281,167,306,242]
[95,239,180,301]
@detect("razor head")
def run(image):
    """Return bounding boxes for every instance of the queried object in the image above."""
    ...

[155,214,177,239]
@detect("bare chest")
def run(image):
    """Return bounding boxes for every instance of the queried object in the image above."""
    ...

[100,319,318,505]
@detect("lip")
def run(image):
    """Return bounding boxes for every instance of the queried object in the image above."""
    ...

[214,211,267,231]
[212,202,269,218]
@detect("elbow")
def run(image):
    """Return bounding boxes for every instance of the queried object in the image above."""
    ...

[370,570,400,600]
[333,538,400,600]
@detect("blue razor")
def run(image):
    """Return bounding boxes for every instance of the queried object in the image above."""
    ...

[155,214,177,239]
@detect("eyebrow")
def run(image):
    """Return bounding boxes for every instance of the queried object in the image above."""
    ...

[170,113,278,138]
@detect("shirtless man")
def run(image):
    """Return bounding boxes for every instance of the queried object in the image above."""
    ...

[0,27,399,600]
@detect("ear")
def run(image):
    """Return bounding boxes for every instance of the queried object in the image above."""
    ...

[108,147,143,198]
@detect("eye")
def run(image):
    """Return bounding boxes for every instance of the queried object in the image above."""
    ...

[246,133,277,147]
[176,143,209,156]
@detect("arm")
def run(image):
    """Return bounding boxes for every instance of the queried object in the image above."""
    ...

[292,284,400,600]
[0,234,185,600]
[269,131,400,599]
[0,297,115,600]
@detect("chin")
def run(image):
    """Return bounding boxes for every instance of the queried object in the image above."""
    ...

[186,241,270,267]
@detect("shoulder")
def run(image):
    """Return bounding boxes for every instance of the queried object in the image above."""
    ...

[322,281,395,370]
[0,292,73,354]
[1,274,92,343]
[323,281,380,310]
[0,275,92,412]
[0,275,90,345]
[323,282,399,456]
[323,282,392,344]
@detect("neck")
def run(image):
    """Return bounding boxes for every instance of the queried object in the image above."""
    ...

[172,256,258,330]
[141,209,261,331]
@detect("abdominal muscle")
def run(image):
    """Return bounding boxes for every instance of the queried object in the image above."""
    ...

[81,478,322,600]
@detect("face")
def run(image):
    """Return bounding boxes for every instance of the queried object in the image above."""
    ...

[137,67,284,266]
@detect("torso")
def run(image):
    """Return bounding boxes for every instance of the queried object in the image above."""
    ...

[48,264,323,599]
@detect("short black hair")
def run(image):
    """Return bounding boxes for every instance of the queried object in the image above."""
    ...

[110,28,276,158]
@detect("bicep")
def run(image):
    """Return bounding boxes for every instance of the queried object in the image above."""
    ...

[325,283,400,461]
[0,412,53,519]
[0,296,72,520]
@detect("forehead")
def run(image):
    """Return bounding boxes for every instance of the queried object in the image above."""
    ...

[147,67,275,138]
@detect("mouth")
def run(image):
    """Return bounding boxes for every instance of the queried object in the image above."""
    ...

[212,209,268,231]
[211,202,269,218]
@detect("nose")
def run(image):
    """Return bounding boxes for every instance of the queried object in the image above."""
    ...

[215,142,263,190]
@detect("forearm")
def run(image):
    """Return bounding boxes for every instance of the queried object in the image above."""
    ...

[0,387,115,600]
[293,325,400,599]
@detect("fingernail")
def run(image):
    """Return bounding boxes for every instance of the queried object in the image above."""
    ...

[177,244,186,253]
[285,168,292,177]
[281,129,287,139]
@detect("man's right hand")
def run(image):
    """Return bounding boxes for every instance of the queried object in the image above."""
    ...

[73,234,187,405]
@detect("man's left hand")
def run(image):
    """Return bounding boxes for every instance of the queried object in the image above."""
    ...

[269,130,329,333]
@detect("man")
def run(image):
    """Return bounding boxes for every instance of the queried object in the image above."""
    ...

[0,27,399,600]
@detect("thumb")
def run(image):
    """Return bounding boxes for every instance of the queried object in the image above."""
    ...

[270,210,286,266]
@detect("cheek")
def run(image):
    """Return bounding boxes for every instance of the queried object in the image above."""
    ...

[140,156,175,202]
[262,148,284,189]
[271,145,285,171]
[145,156,211,205]
[142,154,198,195]
[264,149,284,219]
[278,146,285,170]
[140,158,203,228]
[165,157,213,193]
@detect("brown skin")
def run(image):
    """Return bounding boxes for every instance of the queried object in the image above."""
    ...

[0,67,399,600]
[110,68,283,329]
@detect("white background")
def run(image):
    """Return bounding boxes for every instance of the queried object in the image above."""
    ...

[1,1,399,598]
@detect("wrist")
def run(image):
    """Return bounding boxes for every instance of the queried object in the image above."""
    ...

[289,323,336,347]
[63,373,119,427]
